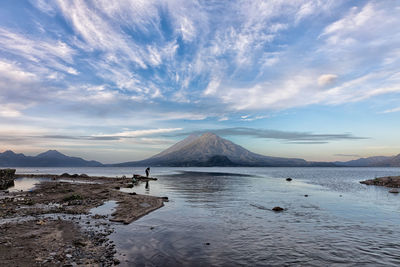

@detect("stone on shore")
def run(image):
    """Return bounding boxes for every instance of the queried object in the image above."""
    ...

[0,169,15,190]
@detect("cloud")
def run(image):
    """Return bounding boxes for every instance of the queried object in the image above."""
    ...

[0,27,76,71]
[171,127,367,144]
[1,0,400,162]
[381,106,400,114]
[93,128,183,138]
[334,154,361,157]
[318,74,338,86]
[204,78,221,96]
[0,60,37,82]
[0,105,22,118]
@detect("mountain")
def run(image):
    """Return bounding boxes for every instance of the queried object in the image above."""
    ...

[0,150,103,167]
[112,133,333,167]
[336,154,400,167]
[151,134,199,158]
[3,135,398,167]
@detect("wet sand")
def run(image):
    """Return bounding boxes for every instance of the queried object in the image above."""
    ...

[0,173,167,266]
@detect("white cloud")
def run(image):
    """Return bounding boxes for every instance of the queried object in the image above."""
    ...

[0,105,22,118]
[94,128,183,138]
[0,60,37,82]
[322,4,374,39]
[179,16,196,42]
[204,78,221,96]
[381,106,400,114]
[318,74,338,86]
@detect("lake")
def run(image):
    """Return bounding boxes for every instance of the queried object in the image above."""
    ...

[15,167,400,266]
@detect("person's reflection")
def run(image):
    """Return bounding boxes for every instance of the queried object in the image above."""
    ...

[145,180,150,192]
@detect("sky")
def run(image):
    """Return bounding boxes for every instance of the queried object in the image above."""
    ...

[0,0,400,164]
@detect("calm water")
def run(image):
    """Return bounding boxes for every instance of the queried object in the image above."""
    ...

[14,167,400,266]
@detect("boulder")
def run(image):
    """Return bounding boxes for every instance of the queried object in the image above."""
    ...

[286,178,292,181]
[272,206,284,212]
[0,169,16,190]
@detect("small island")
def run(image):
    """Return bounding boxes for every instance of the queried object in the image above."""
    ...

[360,176,400,188]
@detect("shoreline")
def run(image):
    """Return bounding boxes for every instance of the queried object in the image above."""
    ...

[360,176,400,188]
[0,173,167,266]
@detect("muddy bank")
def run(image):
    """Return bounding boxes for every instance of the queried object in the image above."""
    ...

[360,176,400,188]
[0,173,167,266]
[0,219,117,266]
[14,172,158,182]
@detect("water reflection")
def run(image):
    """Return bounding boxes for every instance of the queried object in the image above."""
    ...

[7,177,50,192]
[11,167,400,266]
[110,169,400,266]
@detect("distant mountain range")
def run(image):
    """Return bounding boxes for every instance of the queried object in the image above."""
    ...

[0,150,102,167]
[335,154,400,167]
[1,133,399,167]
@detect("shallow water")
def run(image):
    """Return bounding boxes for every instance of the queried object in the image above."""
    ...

[7,177,51,192]
[13,167,400,266]
[90,200,118,217]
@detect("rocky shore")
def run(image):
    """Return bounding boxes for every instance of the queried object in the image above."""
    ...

[0,172,167,266]
[0,169,15,190]
[360,176,400,188]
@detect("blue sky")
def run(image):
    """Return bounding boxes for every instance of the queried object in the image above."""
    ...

[0,0,400,163]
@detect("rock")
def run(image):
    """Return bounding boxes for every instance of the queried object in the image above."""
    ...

[61,173,71,177]
[113,258,120,265]
[79,174,89,178]
[0,169,16,190]
[304,194,308,197]
[389,189,399,194]
[205,242,210,245]
[66,254,72,258]
[286,178,292,182]
[272,206,284,212]
[129,192,136,195]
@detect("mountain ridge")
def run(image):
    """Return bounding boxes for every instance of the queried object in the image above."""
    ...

[335,154,400,167]
[0,150,103,167]
[1,133,399,167]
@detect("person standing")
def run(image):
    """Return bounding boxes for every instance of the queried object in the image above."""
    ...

[145,167,150,178]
